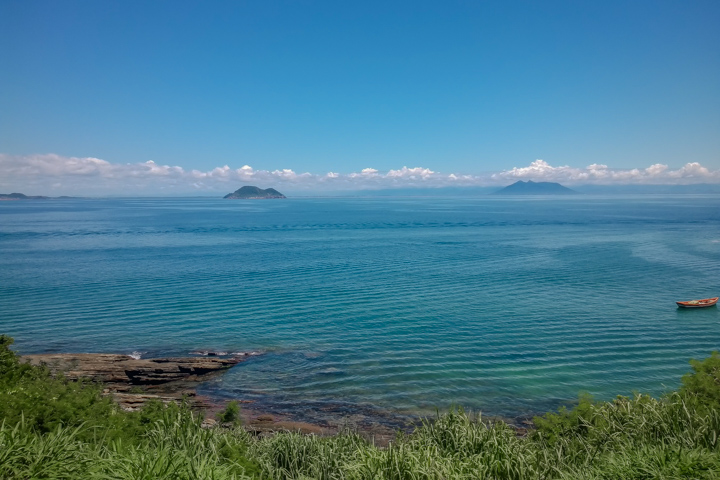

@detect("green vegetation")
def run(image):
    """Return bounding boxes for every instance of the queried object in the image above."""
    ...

[0,335,261,479]
[680,351,720,412]
[2,334,719,479]
[218,400,242,425]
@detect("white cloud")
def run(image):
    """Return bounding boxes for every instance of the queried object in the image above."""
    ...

[386,166,435,178]
[491,159,720,185]
[1,153,719,196]
[0,153,113,177]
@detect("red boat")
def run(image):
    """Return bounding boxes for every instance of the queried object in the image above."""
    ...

[676,297,719,308]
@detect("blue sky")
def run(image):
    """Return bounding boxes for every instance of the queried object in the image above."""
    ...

[1,1,719,194]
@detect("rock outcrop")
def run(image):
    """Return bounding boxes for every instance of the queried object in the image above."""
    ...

[21,353,250,411]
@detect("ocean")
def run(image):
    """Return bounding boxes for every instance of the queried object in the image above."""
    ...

[1,195,719,425]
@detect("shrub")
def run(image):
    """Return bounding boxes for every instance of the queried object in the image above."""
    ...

[679,351,720,410]
[218,400,241,425]
[532,392,596,443]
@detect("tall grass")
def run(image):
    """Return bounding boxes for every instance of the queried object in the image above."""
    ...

[0,411,259,479]
[248,395,720,479]
[0,419,94,479]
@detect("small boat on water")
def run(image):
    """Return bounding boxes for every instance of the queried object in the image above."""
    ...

[676,297,719,308]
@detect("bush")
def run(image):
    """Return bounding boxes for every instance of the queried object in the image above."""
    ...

[0,335,118,437]
[218,400,241,425]
[532,392,596,443]
[679,351,720,410]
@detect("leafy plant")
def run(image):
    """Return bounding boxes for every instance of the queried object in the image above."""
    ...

[680,351,720,410]
[218,400,241,425]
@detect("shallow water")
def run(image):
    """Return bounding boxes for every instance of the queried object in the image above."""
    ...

[1,195,719,422]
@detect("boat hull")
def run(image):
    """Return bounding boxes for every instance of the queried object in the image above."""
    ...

[676,297,719,308]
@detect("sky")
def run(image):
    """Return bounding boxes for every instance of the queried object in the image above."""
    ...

[1,0,719,195]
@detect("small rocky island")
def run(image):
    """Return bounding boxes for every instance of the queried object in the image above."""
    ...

[493,180,578,195]
[224,186,286,199]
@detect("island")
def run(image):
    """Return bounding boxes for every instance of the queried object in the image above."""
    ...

[224,186,286,199]
[0,192,49,200]
[493,180,578,195]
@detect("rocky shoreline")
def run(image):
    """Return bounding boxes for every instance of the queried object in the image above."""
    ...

[19,352,373,438]
[21,353,247,411]
[20,352,529,442]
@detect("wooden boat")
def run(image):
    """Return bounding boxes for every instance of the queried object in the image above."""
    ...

[676,297,719,308]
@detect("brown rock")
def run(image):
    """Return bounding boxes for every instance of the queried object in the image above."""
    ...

[21,353,251,411]
[201,418,217,429]
[21,353,244,385]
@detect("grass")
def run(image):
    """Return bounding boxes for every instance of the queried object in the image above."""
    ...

[2,334,719,479]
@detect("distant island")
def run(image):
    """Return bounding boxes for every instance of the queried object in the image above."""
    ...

[224,186,286,199]
[493,180,578,195]
[0,193,49,200]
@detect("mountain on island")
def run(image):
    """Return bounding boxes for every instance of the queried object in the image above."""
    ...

[224,186,286,199]
[0,193,49,200]
[493,180,578,195]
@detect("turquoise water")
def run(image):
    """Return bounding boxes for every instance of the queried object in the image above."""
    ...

[1,196,719,423]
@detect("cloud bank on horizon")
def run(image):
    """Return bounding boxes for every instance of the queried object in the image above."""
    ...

[2,154,720,195]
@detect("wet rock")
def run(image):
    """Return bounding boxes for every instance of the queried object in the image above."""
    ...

[21,353,244,385]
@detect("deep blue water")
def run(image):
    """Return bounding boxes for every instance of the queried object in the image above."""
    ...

[1,196,719,423]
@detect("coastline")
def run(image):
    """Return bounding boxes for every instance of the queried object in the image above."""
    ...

[5,338,720,477]
[20,351,417,442]
[20,351,532,443]
[20,353,247,410]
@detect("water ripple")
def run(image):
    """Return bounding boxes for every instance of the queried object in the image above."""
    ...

[2,196,720,419]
